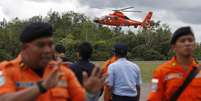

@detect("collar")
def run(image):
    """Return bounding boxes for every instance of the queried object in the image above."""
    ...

[118,57,127,61]
[170,56,198,68]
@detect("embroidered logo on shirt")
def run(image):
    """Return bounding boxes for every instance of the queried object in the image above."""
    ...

[151,78,159,92]
[16,82,34,88]
[0,71,5,86]
[164,73,182,81]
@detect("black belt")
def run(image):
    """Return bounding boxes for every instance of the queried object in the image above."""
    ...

[112,94,137,101]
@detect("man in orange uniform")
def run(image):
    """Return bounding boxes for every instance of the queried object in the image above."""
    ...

[147,26,201,101]
[102,54,118,101]
[102,55,118,76]
[0,22,86,101]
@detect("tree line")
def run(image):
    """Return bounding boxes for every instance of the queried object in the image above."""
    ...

[0,11,201,61]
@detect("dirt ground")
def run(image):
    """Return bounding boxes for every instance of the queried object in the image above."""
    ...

[98,83,150,101]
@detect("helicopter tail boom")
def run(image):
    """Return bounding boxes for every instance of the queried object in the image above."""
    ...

[142,11,153,28]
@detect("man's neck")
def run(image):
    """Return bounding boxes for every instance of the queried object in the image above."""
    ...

[176,54,193,70]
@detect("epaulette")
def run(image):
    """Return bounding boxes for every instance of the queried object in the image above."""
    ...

[0,61,13,69]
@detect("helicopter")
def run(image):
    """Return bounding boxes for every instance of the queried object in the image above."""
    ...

[94,7,153,28]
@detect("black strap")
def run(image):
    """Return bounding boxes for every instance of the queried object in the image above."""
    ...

[170,66,200,101]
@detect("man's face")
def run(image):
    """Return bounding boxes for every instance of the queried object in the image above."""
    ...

[172,34,195,57]
[23,37,55,68]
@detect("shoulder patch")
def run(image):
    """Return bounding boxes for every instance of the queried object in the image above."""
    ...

[0,61,8,67]
[0,71,5,86]
[151,78,159,92]
[0,61,14,69]
[0,71,3,75]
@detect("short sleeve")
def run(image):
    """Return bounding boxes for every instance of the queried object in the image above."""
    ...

[135,64,142,85]
[147,68,165,101]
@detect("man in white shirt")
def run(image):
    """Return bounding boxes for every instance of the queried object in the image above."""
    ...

[107,43,142,101]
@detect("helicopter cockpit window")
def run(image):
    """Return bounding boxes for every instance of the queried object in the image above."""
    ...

[101,16,107,19]
[102,16,110,20]
[124,16,130,20]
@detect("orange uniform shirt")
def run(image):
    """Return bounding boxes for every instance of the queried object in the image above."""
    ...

[101,55,118,75]
[101,55,118,101]
[147,56,201,101]
[0,55,86,101]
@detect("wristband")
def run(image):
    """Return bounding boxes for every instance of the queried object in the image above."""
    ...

[36,81,47,93]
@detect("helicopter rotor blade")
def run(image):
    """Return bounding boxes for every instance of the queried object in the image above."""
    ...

[122,10,143,12]
[119,7,134,11]
[112,10,119,11]
[112,7,134,11]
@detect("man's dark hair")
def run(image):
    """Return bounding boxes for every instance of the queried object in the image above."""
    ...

[112,43,128,57]
[55,44,66,53]
[77,42,93,60]
[171,26,194,45]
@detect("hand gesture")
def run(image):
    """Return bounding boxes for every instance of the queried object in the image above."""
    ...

[42,61,63,89]
[83,65,107,94]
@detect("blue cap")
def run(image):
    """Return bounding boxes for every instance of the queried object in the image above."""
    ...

[112,43,128,56]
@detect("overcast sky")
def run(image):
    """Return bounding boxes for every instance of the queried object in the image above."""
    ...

[0,0,201,42]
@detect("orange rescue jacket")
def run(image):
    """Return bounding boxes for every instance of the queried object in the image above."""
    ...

[147,56,201,101]
[0,54,86,101]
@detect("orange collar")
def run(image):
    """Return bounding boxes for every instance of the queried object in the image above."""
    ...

[170,56,197,67]
[170,56,198,75]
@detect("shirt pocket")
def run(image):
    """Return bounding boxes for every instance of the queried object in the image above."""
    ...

[50,87,69,101]
[164,73,183,98]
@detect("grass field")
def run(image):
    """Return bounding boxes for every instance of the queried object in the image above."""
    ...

[94,61,165,83]
[135,61,164,83]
